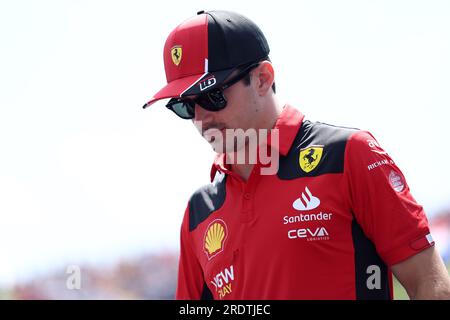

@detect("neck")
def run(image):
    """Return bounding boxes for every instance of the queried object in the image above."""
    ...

[229,96,284,181]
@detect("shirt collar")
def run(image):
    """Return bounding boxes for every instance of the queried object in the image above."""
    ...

[210,104,304,181]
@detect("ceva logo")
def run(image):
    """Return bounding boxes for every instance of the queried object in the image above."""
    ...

[288,227,329,240]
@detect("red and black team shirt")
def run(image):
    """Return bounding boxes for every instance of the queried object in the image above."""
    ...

[176,105,434,300]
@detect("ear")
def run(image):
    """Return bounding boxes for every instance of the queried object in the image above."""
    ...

[253,61,275,96]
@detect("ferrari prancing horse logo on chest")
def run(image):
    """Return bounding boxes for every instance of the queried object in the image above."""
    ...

[299,145,324,173]
[171,46,182,66]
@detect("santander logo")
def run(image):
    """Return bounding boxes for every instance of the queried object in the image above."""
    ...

[292,187,321,211]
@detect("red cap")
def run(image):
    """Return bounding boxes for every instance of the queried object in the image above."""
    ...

[142,10,270,109]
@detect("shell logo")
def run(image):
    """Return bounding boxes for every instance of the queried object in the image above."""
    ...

[204,219,228,260]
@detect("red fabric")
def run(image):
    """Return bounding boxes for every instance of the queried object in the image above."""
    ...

[344,131,433,266]
[144,14,208,107]
[177,106,433,300]
[176,205,206,299]
[163,14,208,82]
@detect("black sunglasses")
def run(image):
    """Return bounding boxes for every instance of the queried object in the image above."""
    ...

[166,62,260,119]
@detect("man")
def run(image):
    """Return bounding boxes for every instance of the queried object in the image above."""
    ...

[143,10,450,299]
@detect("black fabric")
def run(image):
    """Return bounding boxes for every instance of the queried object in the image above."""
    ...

[207,10,270,71]
[351,219,391,300]
[181,69,235,97]
[277,121,359,180]
[189,172,227,232]
[200,282,214,300]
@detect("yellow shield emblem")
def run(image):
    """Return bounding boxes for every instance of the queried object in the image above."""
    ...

[204,219,228,260]
[171,46,182,66]
[299,146,324,173]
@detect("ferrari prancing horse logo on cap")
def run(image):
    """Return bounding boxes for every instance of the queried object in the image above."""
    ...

[171,46,182,66]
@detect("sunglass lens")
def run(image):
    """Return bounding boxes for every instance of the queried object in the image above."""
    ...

[167,100,195,119]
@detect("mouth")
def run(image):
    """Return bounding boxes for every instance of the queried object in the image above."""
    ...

[203,127,225,135]
[202,127,226,143]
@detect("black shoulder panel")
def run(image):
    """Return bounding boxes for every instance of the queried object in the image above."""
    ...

[189,172,227,232]
[277,120,359,180]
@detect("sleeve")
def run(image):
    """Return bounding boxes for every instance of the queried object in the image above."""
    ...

[175,203,213,300]
[344,130,434,266]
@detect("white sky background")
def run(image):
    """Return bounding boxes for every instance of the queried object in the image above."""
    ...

[0,0,449,286]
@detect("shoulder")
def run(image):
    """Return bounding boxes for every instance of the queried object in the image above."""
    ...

[278,120,360,179]
[187,172,227,232]
[300,120,360,146]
